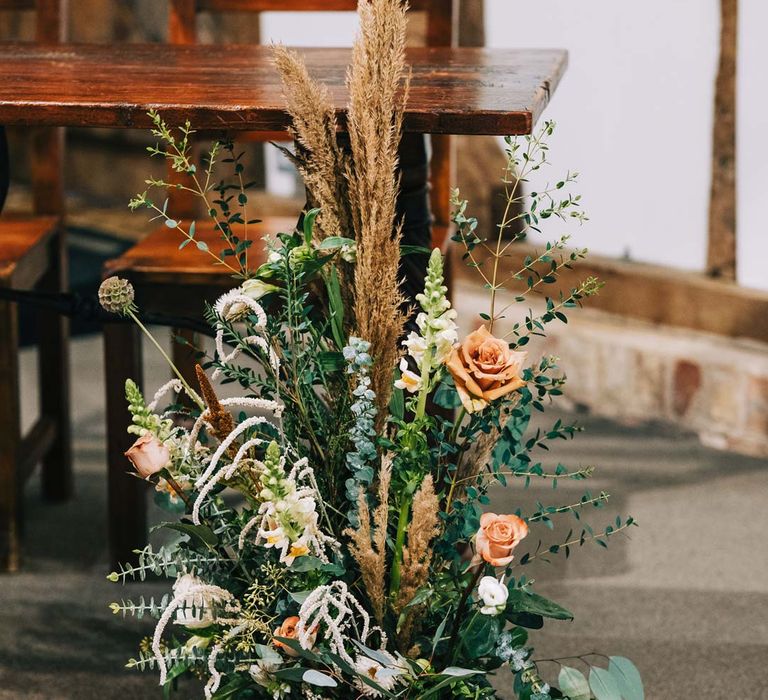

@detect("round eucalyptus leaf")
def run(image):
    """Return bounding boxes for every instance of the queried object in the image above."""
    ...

[589,666,622,700]
[302,669,337,688]
[558,665,590,700]
[609,656,644,700]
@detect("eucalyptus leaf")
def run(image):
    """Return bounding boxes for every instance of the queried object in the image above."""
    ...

[608,656,644,700]
[558,666,590,700]
[434,377,462,409]
[289,590,312,605]
[289,556,324,572]
[590,666,622,700]
[351,639,398,667]
[254,644,282,664]
[318,236,355,250]
[161,522,219,548]
[441,667,484,677]
[302,669,338,688]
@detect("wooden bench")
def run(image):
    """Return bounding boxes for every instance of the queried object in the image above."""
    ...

[0,0,71,572]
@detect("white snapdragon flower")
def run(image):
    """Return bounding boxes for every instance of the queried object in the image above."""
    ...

[402,331,427,363]
[478,576,509,615]
[397,249,458,387]
[394,357,423,393]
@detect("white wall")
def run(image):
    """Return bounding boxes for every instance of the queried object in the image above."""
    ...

[737,1,768,289]
[262,4,765,289]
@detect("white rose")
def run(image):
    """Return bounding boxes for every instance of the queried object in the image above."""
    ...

[477,576,509,616]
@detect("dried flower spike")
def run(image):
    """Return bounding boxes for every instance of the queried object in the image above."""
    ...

[99,276,137,316]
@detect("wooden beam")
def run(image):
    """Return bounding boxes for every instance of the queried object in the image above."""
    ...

[459,0,484,47]
[452,243,768,344]
[0,0,34,9]
[707,0,737,279]
[18,416,56,484]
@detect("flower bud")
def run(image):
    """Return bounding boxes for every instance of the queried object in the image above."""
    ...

[125,434,170,479]
[99,277,136,316]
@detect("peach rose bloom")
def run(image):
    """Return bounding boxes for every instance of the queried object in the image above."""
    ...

[475,512,529,567]
[445,325,526,413]
[125,434,170,479]
[273,616,314,657]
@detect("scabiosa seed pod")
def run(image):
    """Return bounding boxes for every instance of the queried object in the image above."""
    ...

[99,276,137,316]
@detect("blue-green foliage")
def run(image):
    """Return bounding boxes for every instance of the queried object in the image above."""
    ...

[343,337,377,524]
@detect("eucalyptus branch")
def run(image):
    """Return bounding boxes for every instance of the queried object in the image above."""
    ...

[527,491,610,523]
[454,465,594,488]
[503,277,605,342]
[130,194,241,276]
[521,519,636,565]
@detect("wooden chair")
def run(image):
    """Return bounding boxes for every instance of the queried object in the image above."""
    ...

[103,0,457,567]
[0,0,71,572]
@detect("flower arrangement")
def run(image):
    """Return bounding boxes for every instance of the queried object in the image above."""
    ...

[104,2,643,698]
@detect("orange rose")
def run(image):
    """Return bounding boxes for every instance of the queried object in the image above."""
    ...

[475,512,529,567]
[273,616,317,657]
[445,325,526,413]
[125,434,170,479]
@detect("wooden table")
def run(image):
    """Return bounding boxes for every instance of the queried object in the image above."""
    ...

[0,43,567,135]
[0,42,567,567]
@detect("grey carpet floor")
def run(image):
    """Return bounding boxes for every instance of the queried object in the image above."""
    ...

[3,333,767,699]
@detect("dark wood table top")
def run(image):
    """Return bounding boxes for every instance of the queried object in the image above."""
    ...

[0,43,567,135]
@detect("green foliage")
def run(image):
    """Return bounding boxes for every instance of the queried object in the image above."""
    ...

[114,113,640,700]
[505,588,573,621]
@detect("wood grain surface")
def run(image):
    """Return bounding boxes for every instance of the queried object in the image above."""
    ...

[0,44,567,134]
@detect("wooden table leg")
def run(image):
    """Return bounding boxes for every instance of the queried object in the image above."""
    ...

[172,326,198,408]
[39,228,72,502]
[0,298,21,571]
[104,321,147,570]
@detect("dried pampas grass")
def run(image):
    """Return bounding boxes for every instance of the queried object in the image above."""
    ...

[395,474,440,648]
[347,0,410,427]
[344,454,392,625]
[273,0,411,426]
[271,45,353,246]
